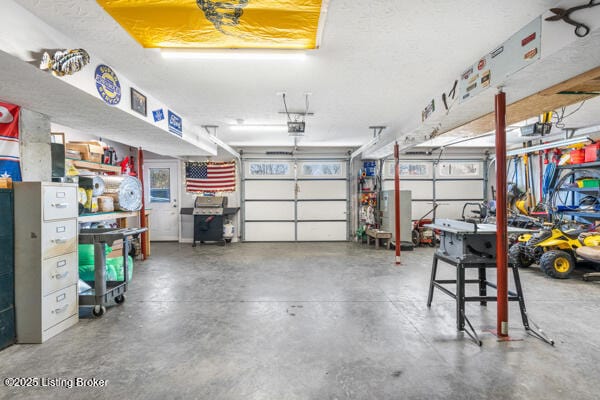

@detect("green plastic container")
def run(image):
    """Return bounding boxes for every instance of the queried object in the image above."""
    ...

[581,179,600,188]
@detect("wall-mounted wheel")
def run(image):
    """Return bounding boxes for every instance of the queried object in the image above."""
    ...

[540,250,575,279]
[114,294,126,304]
[92,305,106,317]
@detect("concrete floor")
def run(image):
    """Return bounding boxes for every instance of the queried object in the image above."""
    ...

[1,242,600,399]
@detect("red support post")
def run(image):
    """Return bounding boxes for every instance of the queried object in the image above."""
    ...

[394,142,401,265]
[138,147,147,260]
[495,91,508,337]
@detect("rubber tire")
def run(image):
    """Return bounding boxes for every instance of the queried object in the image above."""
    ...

[509,243,534,268]
[411,230,420,246]
[540,250,575,279]
[114,294,126,304]
[92,305,106,317]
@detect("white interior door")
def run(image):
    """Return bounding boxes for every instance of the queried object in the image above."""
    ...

[144,160,180,241]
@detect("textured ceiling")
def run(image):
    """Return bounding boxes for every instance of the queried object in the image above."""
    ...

[11,0,569,149]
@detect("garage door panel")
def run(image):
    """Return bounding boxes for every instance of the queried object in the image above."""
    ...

[297,180,346,199]
[435,201,480,219]
[436,181,483,200]
[245,180,295,200]
[297,201,346,220]
[246,201,294,221]
[245,222,295,241]
[382,180,433,199]
[412,201,437,221]
[297,222,346,241]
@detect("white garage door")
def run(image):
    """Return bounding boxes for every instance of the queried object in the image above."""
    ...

[382,159,486,220]
[243,159,348,242]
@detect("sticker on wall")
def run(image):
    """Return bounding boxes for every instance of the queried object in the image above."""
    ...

[168,110,182,136]
[96,0,325,49]
[481,70,491,88]
[421,99,435,122]
[152,109,165,122]
[95,64,121,105]
[524,48,538,59]
[477,58,486,71]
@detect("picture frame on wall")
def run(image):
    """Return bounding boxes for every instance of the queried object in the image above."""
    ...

[130,87,147,116]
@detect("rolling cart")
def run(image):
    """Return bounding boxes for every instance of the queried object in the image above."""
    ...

[78,227,146,317]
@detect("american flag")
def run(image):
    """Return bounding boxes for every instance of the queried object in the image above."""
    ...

[185,161,236,193]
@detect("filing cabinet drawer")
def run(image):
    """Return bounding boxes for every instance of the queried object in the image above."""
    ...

[42,253,78,296]
[42,285,77,331]
[0,308,15,350]
[0,271,14,311]
[43,186,77,221]
[42,219,77,259]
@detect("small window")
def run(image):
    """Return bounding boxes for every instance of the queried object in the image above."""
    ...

[438,162,480,177]
[301,163,342,177]
[249,162,290,176]
[149,168,170,203]
[387,162,431,178]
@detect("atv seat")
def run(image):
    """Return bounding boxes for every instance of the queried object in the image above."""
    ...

[576,246,600,263]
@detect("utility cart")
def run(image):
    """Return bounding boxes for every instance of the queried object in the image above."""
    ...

[78,227,147,317]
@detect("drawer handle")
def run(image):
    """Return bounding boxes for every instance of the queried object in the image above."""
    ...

[52,304,69,314]
[52,238,68,244]
[52,202,69,208]
[57,260,67,268]
[53,271,69,279]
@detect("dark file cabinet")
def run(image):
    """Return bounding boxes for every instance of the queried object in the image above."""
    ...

[0,189,15,350]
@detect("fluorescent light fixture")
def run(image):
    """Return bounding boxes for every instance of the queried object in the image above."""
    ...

[229,125,287,132]
[506,136,591,156]
[161,49,308,60]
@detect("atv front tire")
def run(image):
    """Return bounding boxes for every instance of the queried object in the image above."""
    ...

[540,250,575,279]
[509,243,533,268]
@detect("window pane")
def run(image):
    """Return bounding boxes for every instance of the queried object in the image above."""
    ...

[249,163,290,176]
[150,168,170,203]
[301,163,342,176]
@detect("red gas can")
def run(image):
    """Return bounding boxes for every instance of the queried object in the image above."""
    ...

[584,143,600,163]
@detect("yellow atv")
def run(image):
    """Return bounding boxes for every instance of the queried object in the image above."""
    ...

[509,226,600,279]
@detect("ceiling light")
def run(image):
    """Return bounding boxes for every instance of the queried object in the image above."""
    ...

[229,125,287,132]
[161,49,308,60]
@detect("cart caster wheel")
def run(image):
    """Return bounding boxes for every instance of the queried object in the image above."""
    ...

[114,294,126,304]
[92,305,106,317]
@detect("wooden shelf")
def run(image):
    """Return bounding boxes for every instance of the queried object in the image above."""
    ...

[78,211,139,223]
[67,159,120,173]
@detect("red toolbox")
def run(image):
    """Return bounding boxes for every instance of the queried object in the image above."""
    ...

[584,143,600,163]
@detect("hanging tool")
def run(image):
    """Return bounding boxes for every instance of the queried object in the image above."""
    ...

[545,0,600,38]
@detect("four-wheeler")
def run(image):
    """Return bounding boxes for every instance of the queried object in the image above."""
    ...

[509,222,600,279]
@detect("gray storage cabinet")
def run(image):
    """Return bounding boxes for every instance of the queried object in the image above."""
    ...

[14,182,79,343]
[0,189,15,350]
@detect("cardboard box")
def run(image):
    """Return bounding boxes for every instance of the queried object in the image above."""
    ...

[66,142,104,163]
[97,196,114,212]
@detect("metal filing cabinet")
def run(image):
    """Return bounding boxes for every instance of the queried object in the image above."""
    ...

[14,182,79,343]
[0,189,15,350]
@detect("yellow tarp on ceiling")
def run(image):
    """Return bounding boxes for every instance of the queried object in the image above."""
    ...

[97,0,324,49]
